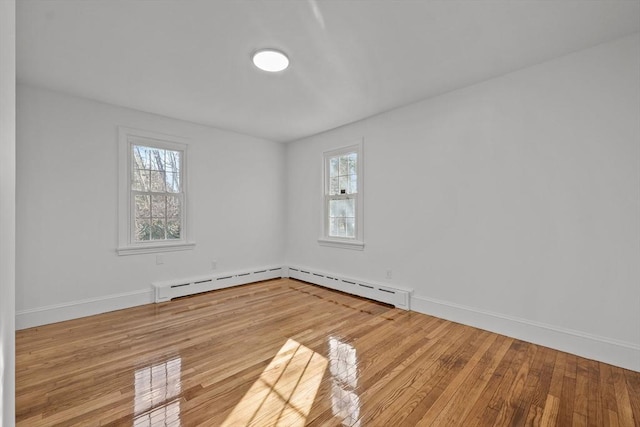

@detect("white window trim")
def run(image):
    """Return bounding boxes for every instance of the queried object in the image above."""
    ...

[318,139,364,250]
[117,127,195,255]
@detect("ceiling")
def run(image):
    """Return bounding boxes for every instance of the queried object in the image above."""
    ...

[17,0,640,143]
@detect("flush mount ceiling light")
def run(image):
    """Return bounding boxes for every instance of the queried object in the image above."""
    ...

[252,49,289,72]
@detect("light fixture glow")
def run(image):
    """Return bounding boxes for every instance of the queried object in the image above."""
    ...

[252,49,289,72]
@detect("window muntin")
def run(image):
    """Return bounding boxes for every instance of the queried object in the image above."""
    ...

[131,144,183,242]
[321,142,363,249]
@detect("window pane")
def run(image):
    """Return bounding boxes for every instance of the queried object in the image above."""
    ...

[150,171,166,192]
[339,176,348,194]
[329,199,339,217]
[329,217,338,237]
[166,219,181,239]
[346,218,355,238]
[348,153,357,174]
[336,217,346,237]
[150,149,165,171]
[151,219,166,240]
[133,146,151,170]
[328,215,351,238]
[348,175,357,194]
[339,156,349,175]
[132,170,150,191]
[151,195,166,218]
[330,157,339,178]
[135,218,151,241]
[166,195,181,218]
[330,177,339,195]
[134,195,151,218]
[166,172,180,193]
[329,199,355,218]
[165,150,181,173]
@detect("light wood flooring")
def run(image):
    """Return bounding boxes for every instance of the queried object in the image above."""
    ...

[16,278,640,426]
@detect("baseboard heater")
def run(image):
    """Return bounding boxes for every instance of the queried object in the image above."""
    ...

[152,266,283,303]
[152,265,412,310]
[288,266,412,310]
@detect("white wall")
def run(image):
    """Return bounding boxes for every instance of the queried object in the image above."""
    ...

[0,0,16,424]
[285,34,640,370]
[16,85,286,326]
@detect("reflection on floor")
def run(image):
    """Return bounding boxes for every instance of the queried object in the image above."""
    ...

[133,357,182,426]
[329,336,361,427]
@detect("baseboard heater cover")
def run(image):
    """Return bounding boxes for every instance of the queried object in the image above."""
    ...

[152,266,283,303]
[288,266,412,310]
[153,265,411,309]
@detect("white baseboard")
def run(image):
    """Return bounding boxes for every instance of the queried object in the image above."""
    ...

[412,294,640,372]
[16,289,153,330]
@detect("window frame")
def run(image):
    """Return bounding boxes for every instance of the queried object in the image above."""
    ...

[318,140,364,250]
[117,127,195,255]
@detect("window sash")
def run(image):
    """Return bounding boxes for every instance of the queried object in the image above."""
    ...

[129,142,185,244]
[130,191,184,243]
[325,194,358,239]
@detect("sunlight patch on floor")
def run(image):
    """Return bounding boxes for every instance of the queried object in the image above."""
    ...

[222,338,328,427]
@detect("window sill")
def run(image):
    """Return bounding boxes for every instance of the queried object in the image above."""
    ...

[318,238,364,251]
[117,242,196,256]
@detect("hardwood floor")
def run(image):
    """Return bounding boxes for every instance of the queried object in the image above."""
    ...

[16,278,640,426]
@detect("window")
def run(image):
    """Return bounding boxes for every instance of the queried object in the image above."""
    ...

[118,127,194,255]
[319,141,364,250]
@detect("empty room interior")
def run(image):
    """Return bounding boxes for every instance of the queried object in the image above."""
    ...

[1,0,640,425]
